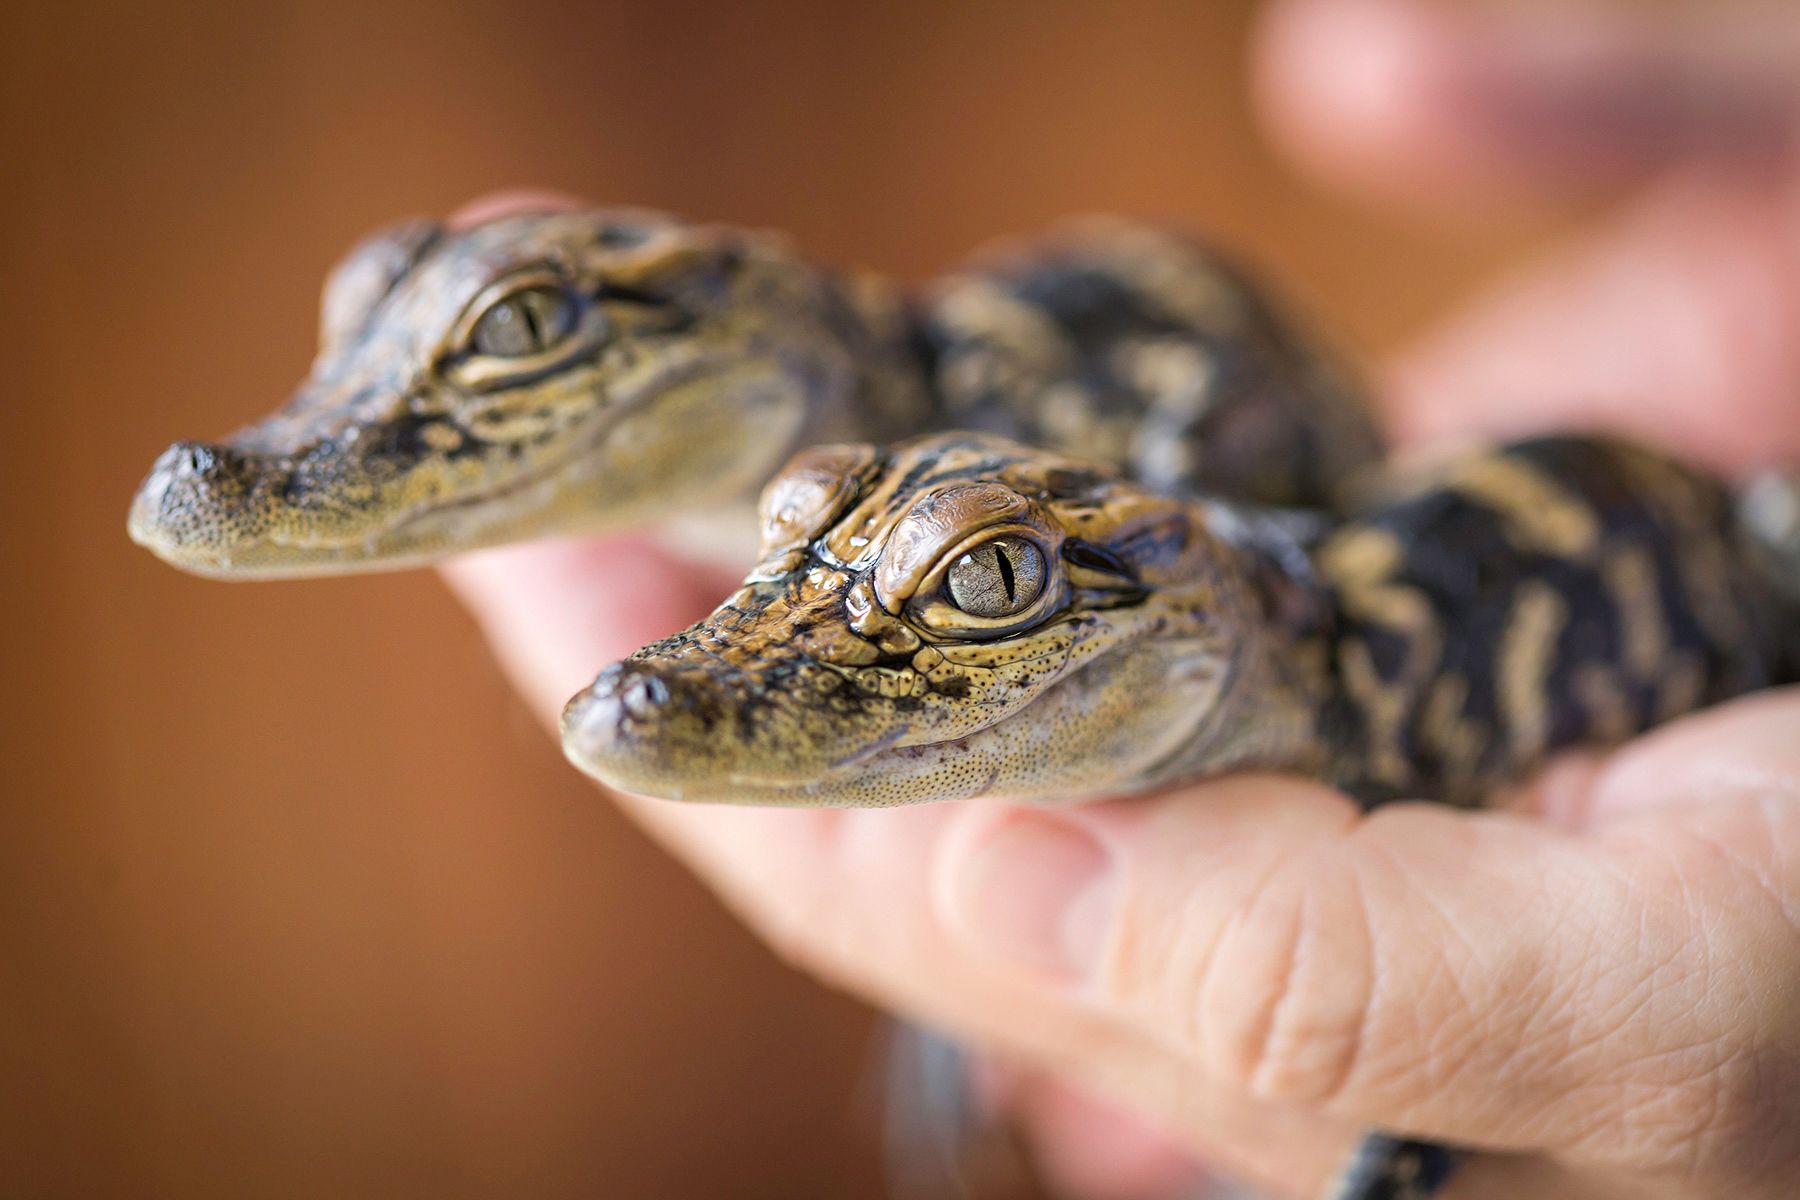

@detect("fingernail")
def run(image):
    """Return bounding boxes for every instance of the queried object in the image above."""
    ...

[942,812,1117,983]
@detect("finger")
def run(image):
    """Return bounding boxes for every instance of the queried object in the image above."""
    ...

[447,189,588,229]
[1252,0,1800,211]
[1532,688,1800,829]
[1001,1058,1631,1200]
[1382,169,1800,476]
[934,772,1800,1176]
[438,543,1371,1196]
[965,735,1796,1200]
[996,1068,1219,1200]
[438,544,1799,1194]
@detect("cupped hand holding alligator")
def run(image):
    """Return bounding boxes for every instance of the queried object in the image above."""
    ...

[128,0,1800,1195]
[438,0,1800,1189]
[449,540,1800,1199]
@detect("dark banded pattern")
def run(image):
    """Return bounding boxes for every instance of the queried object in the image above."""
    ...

[566,431,1800,1200]
[1314,437,1787,805]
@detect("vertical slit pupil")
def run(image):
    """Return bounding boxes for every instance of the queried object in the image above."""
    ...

[995,544,1016,601]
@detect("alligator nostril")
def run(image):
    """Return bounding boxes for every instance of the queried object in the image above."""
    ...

[561,652,774,797]
[623,672,670,721]
[562,679,639,761]
[587,662,676,722]
[159,439,227,479]
[564,660,730,764]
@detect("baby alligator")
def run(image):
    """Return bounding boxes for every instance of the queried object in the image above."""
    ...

[564,431,1800,1197]
[128,205,1377,575]
[123,203,1409,1198]
[128,204,1800,1199]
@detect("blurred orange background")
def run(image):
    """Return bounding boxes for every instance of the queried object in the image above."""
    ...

[1,2,1547,1197]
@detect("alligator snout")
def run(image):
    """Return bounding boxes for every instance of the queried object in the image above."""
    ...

[561,657,749,798]
[128,439,266,570]
[164,439,234,480]
[138,439,252,499]
[566,659,726,741]
[560,627,936,804]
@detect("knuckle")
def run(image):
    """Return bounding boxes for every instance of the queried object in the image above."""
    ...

[1185,854,1381,1105]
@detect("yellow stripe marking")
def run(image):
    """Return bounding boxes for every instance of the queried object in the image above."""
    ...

[1498,582,1568,763]
[1602,546,1668,680]
[1450,457,1600,559]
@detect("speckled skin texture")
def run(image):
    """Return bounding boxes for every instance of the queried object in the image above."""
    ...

[565,430,1797,1200]
[565,432,1793,810]
[564,434,1325,806]
[128,207,1377,576]
[126,206,1799,1200]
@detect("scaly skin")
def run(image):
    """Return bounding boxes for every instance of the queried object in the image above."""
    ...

[128,206,1378,577]
[564,434,1328,806]
[564,432,1793,811]
[562,430,1798,1200]
[132,205,1799,1200]
[127,210,923,576]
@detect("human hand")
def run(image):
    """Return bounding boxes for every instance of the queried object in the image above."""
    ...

[443,533,1800,1200]
[440,3,1800,1188]
[1255,0,1800,478]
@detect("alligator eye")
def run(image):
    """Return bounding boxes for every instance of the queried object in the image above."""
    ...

[947,537,1045,618]
[469,285,577,357]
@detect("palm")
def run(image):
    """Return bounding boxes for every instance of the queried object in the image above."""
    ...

[443,533,1800,1200]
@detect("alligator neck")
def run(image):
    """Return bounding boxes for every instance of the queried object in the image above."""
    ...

[1140,497,1462,809]
[1132,500,1343,791]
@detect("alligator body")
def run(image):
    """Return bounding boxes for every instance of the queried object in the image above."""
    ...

[567,429,1798,1200]
[564,433,1794,809]
[129,207,1375,576]
[130,204,1800,1200]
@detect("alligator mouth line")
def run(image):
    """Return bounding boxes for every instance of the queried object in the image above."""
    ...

[327,416,615,546]
[679,641,1096,803]
[824,724,911,771]
[134,420,619,580]
[340,350,758,549]
[174,354,732,568]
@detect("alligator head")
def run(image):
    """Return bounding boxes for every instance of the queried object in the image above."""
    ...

[129,204,898,577]
[561,433,1325,806]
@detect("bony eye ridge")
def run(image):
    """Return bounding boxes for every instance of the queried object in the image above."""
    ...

[946,536,1045,617]
[470,284,577,358]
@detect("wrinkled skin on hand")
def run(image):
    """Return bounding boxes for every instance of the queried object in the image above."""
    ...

[440,0,1800,1181]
